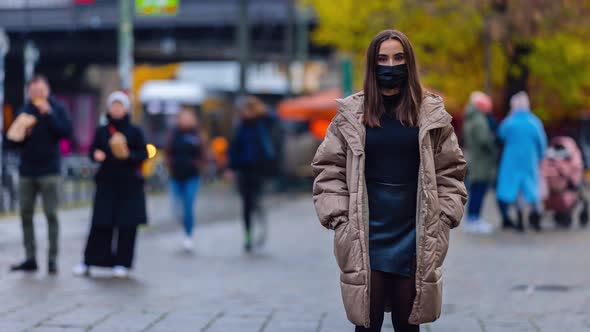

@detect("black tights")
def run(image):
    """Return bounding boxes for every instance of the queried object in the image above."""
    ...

[237,172,263,237]
[355,270,419,332]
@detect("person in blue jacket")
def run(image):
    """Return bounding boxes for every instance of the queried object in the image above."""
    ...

[228,96,277,252]
[496,91,547,231]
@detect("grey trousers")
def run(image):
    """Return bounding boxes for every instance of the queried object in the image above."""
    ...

[19,175,60,262]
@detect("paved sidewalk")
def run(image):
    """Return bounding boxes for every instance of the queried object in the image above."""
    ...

[0,191,589,331]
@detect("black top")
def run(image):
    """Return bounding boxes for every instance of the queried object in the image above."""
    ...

[365,94,420,276]
[228,116,278,174]
[89,115,148,227]
[365,94,420,185]
[167,128,204,180]
[89,115,148,184]
[10,97,72,177]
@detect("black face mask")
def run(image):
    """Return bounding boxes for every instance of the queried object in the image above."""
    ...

[376,64,408,89]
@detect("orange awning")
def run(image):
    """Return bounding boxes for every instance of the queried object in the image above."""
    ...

[278,89,341,122]
[309,119,332,140]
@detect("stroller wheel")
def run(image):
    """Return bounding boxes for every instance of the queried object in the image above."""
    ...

[555,213,572,228]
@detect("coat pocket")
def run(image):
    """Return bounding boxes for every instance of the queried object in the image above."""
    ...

[333,223,361,274]
[412,277,443,324]
[435,217,451,268]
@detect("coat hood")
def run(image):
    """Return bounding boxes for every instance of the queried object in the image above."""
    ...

[335,91,451,131]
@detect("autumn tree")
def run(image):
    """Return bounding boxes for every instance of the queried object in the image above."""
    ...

[490,0,590,121]
[304,0,590,121]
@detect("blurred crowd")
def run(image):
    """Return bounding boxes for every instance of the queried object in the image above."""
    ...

[462,90,589,235]
[8,75,281,278]
[6,74,590,278]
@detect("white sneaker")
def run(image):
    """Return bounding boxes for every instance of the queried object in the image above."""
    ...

[112,266,129,278]
[462,218,478,233]
[477,219,494,234]
[182,236,194,252]
[466,219,494,235]
[72,263,89,277]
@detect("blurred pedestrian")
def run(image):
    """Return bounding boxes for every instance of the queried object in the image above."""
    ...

[228,96,277,253]
[579,111,590,170]
[8,75,72,275]
[165,106,207,252]
[312,30,467,331]
[496,91,547,231]
[462,91,497,234]
[73,91,148,278]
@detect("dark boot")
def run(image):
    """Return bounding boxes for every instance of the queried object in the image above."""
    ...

[499,201,518,231]
[514,210,525,232]
[502,216,516,230]
[579,201,588,227]
[48,260,58,275]
[244,231,253,253]
[10,259,38,272]
[529,211,542,232]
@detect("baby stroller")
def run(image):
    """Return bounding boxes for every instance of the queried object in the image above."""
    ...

[541,136,589,228]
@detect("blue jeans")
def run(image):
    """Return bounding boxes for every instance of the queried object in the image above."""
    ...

[170,176,200,236]
[467,181,488,220]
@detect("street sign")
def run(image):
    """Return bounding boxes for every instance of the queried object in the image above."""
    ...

[136,0,179,17]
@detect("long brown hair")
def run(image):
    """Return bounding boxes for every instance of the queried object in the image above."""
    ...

[363,30,422,128]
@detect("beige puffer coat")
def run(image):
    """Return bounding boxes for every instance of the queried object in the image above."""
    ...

[312,92,467,327]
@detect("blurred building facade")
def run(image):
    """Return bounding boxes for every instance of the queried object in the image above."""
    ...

[0,0,339,211]
[0,0,330,124]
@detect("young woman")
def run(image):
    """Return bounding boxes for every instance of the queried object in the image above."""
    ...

[165,107,207,251]
[73,91,148,278]
[312,30,467,331]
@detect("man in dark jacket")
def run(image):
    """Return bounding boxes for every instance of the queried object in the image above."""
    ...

[8,75,72,274]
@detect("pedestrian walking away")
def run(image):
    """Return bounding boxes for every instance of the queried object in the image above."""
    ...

[165,106,208,252]
[7,74,72,275]
[496,91,547,232]
[312,30,467,331]
[73,91,148,279]
[462,91,497,234]
[228,96,278,253]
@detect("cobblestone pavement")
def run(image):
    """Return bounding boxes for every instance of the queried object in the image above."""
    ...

[0,189,589,331]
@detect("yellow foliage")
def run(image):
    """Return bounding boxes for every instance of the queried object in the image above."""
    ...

[305,0,590,119]
[304,0,487,113]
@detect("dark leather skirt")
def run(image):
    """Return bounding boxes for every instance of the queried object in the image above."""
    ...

[367,180,417,277]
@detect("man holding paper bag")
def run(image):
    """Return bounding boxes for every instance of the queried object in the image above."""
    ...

[7,75,72,275]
